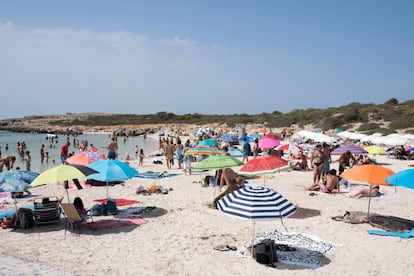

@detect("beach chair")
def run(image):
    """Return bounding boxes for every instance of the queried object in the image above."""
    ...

[60,203,94,235]
[33,196,61,225]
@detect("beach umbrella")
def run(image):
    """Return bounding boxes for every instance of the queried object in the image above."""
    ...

[87,160,138,199]
[386,169,414,189]
[218,134,237,143]
[238,156,290,185]
[258,134,280,150]
[275,143,303,152]
[364,145,387,155]
[0,170,39,191]
[331,145,368,155]
[217,185,296,255]
[193,154,243,170]
[0,170,39,210]
[184,147,220,156]
[30,164,98,202]
[238,135,253,142]
[198,139,219,147]
[340,164,394,220]
[66,151,107,166]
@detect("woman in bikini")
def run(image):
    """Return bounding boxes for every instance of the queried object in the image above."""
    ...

[311,144,325,185]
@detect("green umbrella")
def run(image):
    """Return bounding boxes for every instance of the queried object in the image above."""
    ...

[198,139,219,147]
[364,145,386,155]
[193,154,243,170]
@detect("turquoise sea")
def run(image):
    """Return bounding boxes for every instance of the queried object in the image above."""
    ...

[0,130,158,173]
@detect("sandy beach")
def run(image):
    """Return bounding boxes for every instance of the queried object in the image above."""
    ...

[0,137,413,276]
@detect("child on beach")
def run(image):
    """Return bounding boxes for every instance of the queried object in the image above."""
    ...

[139,149,145,167]
[183,154,192,175]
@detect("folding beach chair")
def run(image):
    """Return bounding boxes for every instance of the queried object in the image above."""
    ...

[33,196,61,225]
[60,203,94,235]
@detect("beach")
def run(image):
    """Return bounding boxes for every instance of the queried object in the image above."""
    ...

[0,137,413,275]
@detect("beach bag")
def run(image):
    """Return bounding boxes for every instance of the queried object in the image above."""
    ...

[254,239,277,267]
[90,203,106,216]
[105,198,118,215]
[16,208,35,230]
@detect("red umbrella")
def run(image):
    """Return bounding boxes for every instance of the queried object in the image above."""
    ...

[258,134,281,149]
[66,151,107,166]
[238,156,290,185]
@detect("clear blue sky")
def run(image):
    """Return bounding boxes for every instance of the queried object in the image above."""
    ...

[0,0,413,119]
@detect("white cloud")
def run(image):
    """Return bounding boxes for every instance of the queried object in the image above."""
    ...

[162,36,197,47]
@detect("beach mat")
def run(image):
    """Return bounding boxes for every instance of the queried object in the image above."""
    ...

[367,228,414,238]
[254,229,335,269]
[88,218,148,230]
[94,198,139,206]
[332,212,414,232]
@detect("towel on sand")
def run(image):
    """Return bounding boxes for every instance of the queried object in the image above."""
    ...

[94,198,139,206]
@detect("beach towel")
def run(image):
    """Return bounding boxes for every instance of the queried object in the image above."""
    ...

[0,205,35,220]
[94,198,139,206]
[135,171,180,179]
[367,228,414,238]
[254,229,336,269]
[87,218,148,230]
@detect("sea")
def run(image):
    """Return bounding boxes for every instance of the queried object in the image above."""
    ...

[0,130,158,173]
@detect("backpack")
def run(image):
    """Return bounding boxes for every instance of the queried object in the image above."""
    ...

[105,198,118,215]
[16,208,35,230]
[253,239,277,267]
[90,203,106,216]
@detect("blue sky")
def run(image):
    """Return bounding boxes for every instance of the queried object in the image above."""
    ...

[0,0,413,119]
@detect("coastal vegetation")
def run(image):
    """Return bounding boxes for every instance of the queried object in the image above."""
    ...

[1,98,413,134]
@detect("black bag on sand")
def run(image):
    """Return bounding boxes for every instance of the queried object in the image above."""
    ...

[253,239,277,267]
[105,198,118,215]
[16,208,35,230]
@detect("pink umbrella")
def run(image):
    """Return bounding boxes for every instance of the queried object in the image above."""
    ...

[258,134,280,149]
[275,143,303,152]
[66,151,107,166]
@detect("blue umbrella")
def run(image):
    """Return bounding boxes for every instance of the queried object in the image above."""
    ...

[0,170,39,192]
[217,185,296,254]
[238,135,253,142]
[386,169,414,189]
[218,134,237,143]
[87,160,138,198]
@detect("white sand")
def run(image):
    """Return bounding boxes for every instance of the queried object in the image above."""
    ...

[0,153,413,276]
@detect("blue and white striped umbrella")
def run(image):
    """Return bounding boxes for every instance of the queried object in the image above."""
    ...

[217,185,297,220]
[217,185,296,252]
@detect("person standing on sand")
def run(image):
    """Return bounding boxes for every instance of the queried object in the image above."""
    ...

[107,138,118,160]
[165,141,174,169]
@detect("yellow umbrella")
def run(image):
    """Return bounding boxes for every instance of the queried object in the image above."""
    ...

[364,145,386,155]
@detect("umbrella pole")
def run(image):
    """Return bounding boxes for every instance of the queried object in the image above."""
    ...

[106,181,109,199]
[66,188,70,203]
[366,186,372,222]
[251,221,256,257]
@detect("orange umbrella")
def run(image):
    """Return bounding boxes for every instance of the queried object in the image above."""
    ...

[340,164,394,185]
[340,164,394,220]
